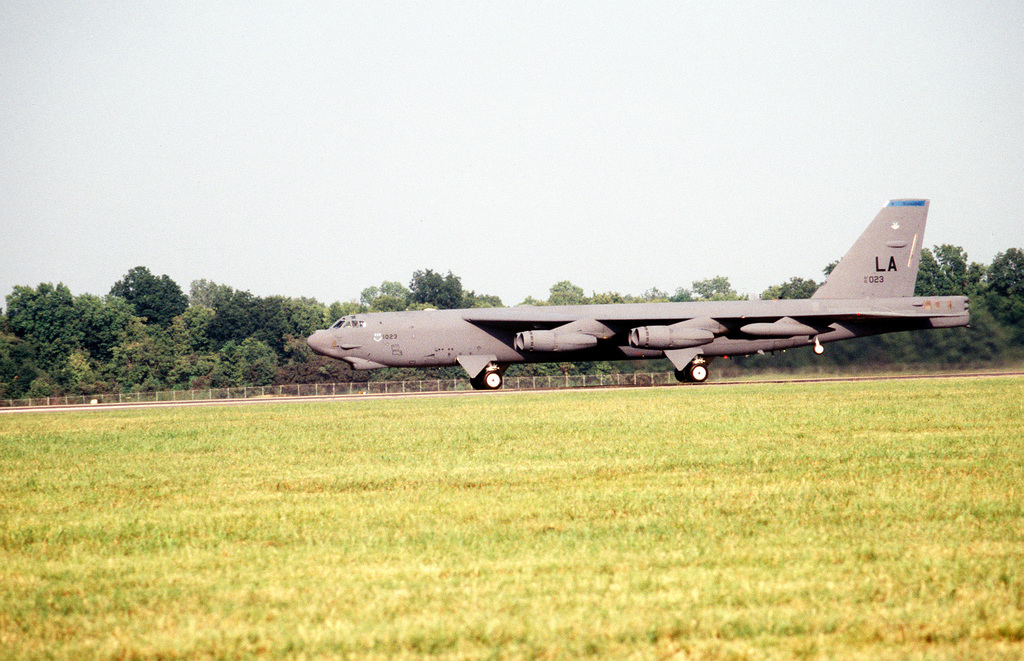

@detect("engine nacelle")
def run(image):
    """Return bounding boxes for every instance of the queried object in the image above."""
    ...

[514,330,598,352]
[628,326,715,350]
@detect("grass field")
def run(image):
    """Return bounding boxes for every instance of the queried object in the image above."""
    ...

[1,377,1023,659]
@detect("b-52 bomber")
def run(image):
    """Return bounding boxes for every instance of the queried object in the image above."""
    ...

[307,200,969,389]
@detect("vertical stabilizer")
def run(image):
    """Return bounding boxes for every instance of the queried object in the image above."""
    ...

[812,199,928,299]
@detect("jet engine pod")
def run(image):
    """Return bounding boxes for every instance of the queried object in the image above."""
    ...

[514,330,599,352]
[628,326,714,350]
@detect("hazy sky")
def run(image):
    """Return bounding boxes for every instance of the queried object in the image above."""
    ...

[3,2,1023,309]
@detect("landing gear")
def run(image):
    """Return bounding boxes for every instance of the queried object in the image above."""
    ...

[470,365,505,390]
[674,357,710,384]
[813,337,825,355]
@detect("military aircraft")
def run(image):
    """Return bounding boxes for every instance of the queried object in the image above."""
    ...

[307,200,969,389]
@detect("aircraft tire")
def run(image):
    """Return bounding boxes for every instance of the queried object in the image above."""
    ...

[674,361,709,384]
[470,370,504,390]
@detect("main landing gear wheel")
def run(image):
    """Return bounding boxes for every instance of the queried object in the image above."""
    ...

[675,359,710,384]
[470,367,504,390]
[482,371,503,389]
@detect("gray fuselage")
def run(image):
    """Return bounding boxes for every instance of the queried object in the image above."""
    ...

[306,295,969,371]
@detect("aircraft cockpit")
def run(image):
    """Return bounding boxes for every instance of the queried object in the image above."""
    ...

[330,316,367,330]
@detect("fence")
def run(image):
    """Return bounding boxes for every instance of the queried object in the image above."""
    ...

[1,371,680,409]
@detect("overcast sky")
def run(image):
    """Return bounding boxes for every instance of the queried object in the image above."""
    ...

[3,2,1023,310]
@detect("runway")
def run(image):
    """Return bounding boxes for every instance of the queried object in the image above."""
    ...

[3,371,1021,415]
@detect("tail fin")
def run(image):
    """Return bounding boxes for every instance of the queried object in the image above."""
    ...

[812,199,928,299]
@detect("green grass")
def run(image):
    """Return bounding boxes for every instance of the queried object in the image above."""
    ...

[2,377,1023,659]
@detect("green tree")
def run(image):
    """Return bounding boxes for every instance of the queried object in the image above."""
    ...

[24,373,60,398]
[197,284,260,347]
[63,349,100,394]
[691,276,747,301]
[5,283,83,375]
[107,319,175,391]
[640,288,671,302]
[248,296,290,355]
[670,287,694,302]
[369,295,408,312]
[170,305,216,353]
[110,266,188,327]
[169,353,223,390]
[761,277,819,300]
[915,248,944,296]
[985,247,1024,343]
[547,281,585,306]
[0,330,39,399]
[282,297,331,339]
[246,296,332,357]
[936,244,985,296]
[75,294,135,363]
[275,334,353,385]
[914,245,985,297]
[361,281,411,311]
[409,270,463,309]
[462,291,503,308]
[328,301,363,321]
[165,307,216,388]
[229,338,279,386]
[189,279,235,308]
[987,248,1024,299]
[588,291,631,305]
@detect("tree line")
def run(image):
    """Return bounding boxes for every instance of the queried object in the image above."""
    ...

[2,245,1022,399]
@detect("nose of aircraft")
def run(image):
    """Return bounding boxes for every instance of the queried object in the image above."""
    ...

[306,330,331,356]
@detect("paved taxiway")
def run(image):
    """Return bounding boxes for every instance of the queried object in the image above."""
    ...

[2,371,1021,415]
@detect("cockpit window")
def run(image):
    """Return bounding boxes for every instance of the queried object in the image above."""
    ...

[330,316,366,329]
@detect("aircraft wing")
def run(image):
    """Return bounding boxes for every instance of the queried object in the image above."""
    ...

[460,306,597,330]
[461,298,969,337]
